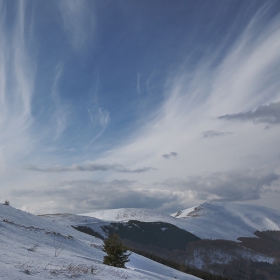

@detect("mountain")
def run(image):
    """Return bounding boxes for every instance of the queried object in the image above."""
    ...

[82,202,280,241]
[3,202,278,279]
[0,203,200,280]
[171,202,280,240]
[77,202,280,279]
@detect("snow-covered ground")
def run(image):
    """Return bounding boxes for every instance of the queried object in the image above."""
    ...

[0,204,200,280]
[83,208,171,222]
[82,202,280,241]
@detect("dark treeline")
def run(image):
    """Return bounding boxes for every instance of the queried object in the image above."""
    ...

[129,247,231,280]
[72,225,104,240]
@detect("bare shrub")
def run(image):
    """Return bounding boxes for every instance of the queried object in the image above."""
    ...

[53,233,65,257]
[49,264,95,278]
[16,260,34,275]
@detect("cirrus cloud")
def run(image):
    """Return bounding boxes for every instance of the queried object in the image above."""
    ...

[23,163,156,173]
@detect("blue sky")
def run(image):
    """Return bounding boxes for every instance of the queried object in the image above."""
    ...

[1,0,280,214]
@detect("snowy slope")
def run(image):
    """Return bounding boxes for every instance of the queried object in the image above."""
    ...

[0,204,200,280]
[82,208,171,222]
[171,202,280,240]
[82,202,280,241]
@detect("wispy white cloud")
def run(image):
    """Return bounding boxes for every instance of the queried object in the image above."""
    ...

[50,64,69,140]
[136,72,141,94]
[94,4,280,194]
[59,0,95,51]
[0,4,7,125]
[88,107,110,127]
[86,107,110,145]
[85,77,110,145]
[209,9,280,115]
[3,2,280,214]
[0,2,35,170]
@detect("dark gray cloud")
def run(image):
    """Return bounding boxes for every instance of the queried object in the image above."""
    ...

[12,180,179,214]
[161,168,280,202]
[202,130,233,138]
[162,152,178,159]
[12,168,280,214]
[23,163,156,173]
[218,101,280,125]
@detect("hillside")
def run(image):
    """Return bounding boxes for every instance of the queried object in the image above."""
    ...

[0,204,200,280]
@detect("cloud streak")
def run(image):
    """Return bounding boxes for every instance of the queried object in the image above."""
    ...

[23,163,156,173]
[218,101,280,125]
[162,152,178,159]
[0,1,35,170]
[50,64,69,140]
[59,0,95,51]
[202,130,233,138]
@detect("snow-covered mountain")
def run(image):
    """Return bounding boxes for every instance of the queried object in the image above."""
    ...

[172,202,280,240]
[0,204,200,280]
[82,208,171,222]
[82,202,280,241]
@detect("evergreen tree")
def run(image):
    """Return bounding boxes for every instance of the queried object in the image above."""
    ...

[102,233,131,268]
[4,199,9,206]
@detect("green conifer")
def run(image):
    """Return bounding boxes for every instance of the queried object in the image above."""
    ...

[102,233,131,268]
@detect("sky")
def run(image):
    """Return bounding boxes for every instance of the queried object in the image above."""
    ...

[1,0,280,214]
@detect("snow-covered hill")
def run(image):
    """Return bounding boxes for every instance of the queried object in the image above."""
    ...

[0,204,200,280]
[171,202,280,240]
[82,208,171,222]
[81,202,280,241]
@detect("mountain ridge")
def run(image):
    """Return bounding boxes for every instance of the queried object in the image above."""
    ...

[80,202,280,241]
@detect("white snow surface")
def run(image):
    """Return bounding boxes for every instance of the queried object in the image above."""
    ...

[82,208,171,222]
[0,204,200,280]
[82,202,280,241]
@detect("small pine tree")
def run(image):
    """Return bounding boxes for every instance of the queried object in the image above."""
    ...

[102,233,131,268]
[4,199,10,206]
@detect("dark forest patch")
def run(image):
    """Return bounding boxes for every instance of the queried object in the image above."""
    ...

[101,220,200,250]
